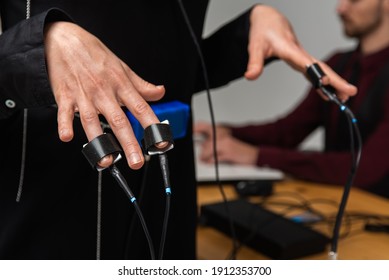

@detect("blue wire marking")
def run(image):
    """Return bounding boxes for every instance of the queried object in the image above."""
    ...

[340,105,346,111]
[130,197,136,203]
[352,118,357,123]
[165,187,171,195]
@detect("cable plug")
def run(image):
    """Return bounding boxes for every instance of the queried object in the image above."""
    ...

[159,153,171,195]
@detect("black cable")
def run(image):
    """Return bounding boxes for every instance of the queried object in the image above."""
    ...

[159,193,171,259]
[124,155,151,259]
[319,86,362,259]
[306,64,362,259]
[109,165,156,260]
[158,153,172,260]
[177,0,239,259]
[138,155,152,205]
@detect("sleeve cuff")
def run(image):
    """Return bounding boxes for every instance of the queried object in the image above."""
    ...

[0,8,73,119]
[256,146,286,169]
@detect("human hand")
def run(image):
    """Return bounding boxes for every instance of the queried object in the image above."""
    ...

[194,122,259,165]
[245,5,357,102]
[44,22,166,169]
[194,121,232,143]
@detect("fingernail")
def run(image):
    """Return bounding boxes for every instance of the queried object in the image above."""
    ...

[156,85,165,89]
[129,152,142,165]
[60,128,68,136]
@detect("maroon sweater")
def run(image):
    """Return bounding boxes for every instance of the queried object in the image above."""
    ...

[231,45,389,197]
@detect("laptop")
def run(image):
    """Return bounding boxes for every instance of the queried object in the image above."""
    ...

[194,140,284,184]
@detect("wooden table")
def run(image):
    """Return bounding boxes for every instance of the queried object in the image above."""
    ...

[196,180,389,260]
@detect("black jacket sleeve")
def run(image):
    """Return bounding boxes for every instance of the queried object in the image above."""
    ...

[0,8,71,119]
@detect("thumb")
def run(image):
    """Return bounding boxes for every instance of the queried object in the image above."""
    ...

[245,42,266,80]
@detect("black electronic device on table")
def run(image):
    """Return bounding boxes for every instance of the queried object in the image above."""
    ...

[199,199,330,259]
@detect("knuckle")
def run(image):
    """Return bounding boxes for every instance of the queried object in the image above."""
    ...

[91,78,106,92]
[109,112,127,129]
[132,101,149,116]
[107,66,131,91]
[53,83,73,104]
[108,68,126,85]
[81,110,98,124]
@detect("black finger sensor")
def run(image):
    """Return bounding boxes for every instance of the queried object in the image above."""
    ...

[142,121,174,155]
[306,63,339,103]
[82,133,123,171]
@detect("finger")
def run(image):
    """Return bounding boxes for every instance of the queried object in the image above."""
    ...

[78,103,115,168]
[199,140,215,163]
[193,122,212,137]
[118,81,172,155]
[245,41,266,80]
[316,62,357,102]
[120,86,172,152]
[98,155,114,168]
[200,138,227,164]
[79,105,104,140]
[121,61,169,152]
[98,100,145,169]
[119,69,175,152]
[122,62,166,101]
[57,103,75,142]
[206,152,229,164]
[118,83,161,129]
[281,47,357,101]
[280,43,314,72]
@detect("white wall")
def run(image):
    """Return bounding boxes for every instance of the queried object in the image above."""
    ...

[192,0,356,150]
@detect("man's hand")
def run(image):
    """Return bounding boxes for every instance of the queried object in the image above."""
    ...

[194,122,259,165]
[44,22,165,169]
[246,5,357,102]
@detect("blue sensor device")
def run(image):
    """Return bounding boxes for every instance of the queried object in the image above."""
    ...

[125,100,190,144]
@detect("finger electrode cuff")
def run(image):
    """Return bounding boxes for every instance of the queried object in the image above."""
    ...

[306,63,340,103]
[82,133,123,171]
[143,121,174,155]
[306,63,325,89]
